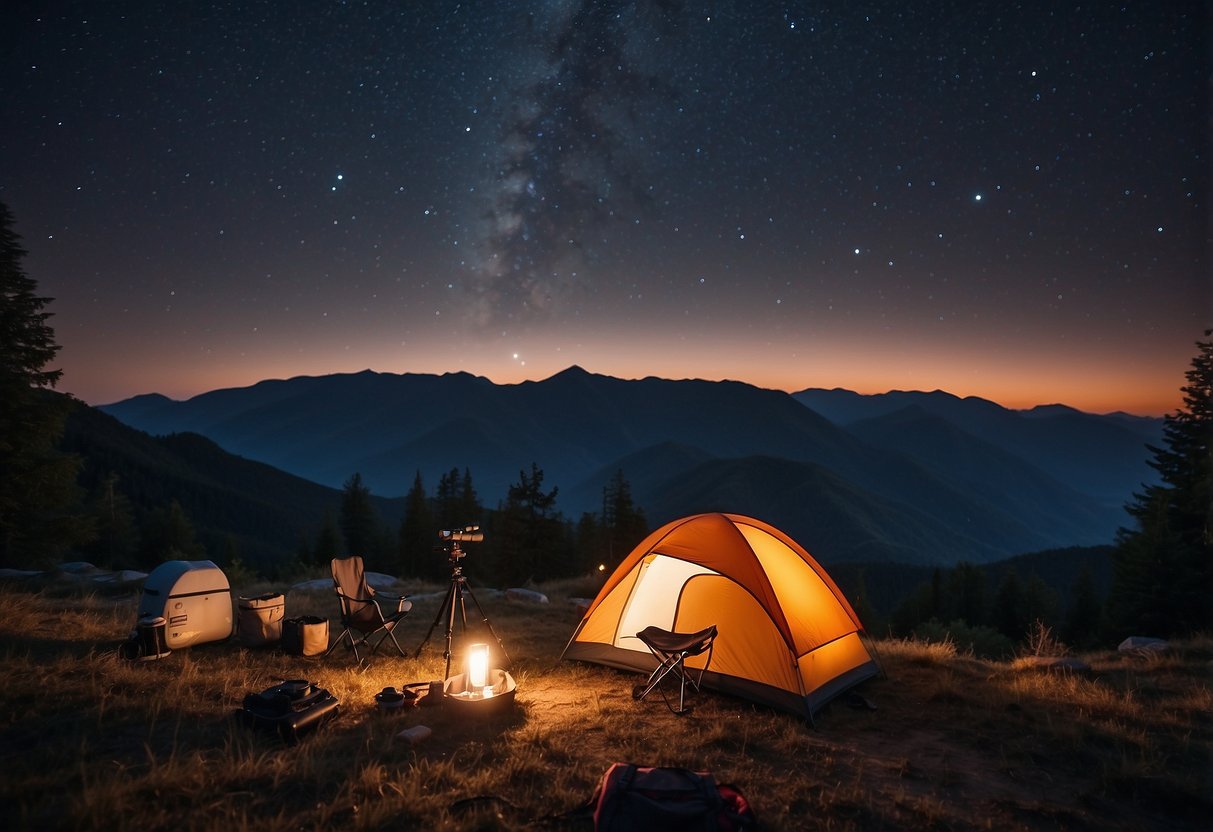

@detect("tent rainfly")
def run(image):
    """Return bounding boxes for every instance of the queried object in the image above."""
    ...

[561,513,880,720]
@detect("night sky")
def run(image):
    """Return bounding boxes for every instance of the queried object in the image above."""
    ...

[2,1,1208,415]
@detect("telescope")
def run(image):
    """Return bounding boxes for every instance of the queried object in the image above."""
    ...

[438,525,483,544]
[417,524,511,679]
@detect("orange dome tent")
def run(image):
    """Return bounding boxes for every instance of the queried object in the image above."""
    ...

[561,513,880,720]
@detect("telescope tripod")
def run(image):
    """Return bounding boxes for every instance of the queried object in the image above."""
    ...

[414,554,511,680]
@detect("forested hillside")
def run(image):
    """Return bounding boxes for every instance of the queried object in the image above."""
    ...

[61,400,401,575]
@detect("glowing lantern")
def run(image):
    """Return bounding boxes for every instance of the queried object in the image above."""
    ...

[441,641,516,714]
[467,643,489,693]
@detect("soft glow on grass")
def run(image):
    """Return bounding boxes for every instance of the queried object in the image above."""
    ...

[0,581,1209,830]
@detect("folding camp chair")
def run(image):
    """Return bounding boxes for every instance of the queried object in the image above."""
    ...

[325,556,412,662]
[632,624,718,715]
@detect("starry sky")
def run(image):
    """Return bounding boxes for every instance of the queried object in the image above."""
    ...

[1,1,1208,415]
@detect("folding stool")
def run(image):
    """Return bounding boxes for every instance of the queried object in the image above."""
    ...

[632,624,718,714]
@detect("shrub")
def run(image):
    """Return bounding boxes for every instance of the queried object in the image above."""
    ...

[913,618,1015,659]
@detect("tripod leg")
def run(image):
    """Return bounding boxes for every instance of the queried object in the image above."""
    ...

[443,579,465,679]
[462,584,512,667]
[414,581,455,659]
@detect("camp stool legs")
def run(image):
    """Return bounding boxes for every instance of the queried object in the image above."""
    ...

[632,624,717,715]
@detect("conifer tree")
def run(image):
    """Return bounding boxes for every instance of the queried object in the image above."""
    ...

[1110,333,1213,636]
[138,499,204,567]
[314,512,341,565]
[458,467,481,524]
[494,463,561,584]
[339,472,380,558]
[0,200,87,566]
[1064,565,1104,649]
[946,561,987,626]
[399,470,434,578]
[601,469,648,568]
[433,467,481,532]
[992,569,1026,639]
[82,472,138,568]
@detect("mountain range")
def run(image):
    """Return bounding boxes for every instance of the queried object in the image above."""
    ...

[99,367,1163,566]
[62,400,401,568]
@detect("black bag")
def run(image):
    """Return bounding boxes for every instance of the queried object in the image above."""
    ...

[238,679,339,743]
[281,616,329,656]
[591,763,755,831]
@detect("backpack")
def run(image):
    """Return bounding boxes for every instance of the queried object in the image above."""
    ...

[591,763,756,831]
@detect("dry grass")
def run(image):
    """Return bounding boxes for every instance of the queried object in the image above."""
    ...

[0,579,1209,831]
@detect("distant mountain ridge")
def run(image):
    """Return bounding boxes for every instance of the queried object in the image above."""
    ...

[792,387,1162,505]
[99,367,1163,566]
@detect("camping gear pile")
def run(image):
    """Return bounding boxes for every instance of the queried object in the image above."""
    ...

[121,560,341,659]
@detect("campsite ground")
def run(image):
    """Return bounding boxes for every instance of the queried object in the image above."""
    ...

[0,576,1209,831]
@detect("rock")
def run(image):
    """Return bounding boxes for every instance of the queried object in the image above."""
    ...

[395,724,432,744]
[0,568,43,579]
[1117,636,1169,656]
[93,569,147,584]
[365,571,404,590]
[291,578,332,592]
[505,587,548,604]
[57,561,102,575]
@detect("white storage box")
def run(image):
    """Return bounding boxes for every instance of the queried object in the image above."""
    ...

[138,560,234,649]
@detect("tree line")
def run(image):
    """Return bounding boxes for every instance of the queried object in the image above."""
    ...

[1,199,1209,640]
[847,555,1107,657]
[296,465,649,588]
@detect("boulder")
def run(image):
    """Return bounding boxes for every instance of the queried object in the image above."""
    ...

[1117,636,1169,656]
[505,587,549,604]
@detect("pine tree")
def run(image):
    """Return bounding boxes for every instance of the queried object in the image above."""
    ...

[314,512,341,565]
[458,467,482,525]
[601,469,648,569]
[992,569,1026,639]
[1022,573,1059,630]
[433,468,460,531]
[1110,333,1213,636]
[1064,565,1104,649]
[339,472,380,558]
[946,562,987,626]
[138,499,205,567]
[399,470,435,579]
[82,472,139,568]
[294,533,314,567]
[494,463,562,584]
[575,511,605,575]
[0,200,87,566]
[849,569,880,633]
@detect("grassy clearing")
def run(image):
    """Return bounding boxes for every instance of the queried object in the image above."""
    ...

[0,578,1209,831]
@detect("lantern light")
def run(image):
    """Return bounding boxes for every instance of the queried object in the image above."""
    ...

[468,643,489,692]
